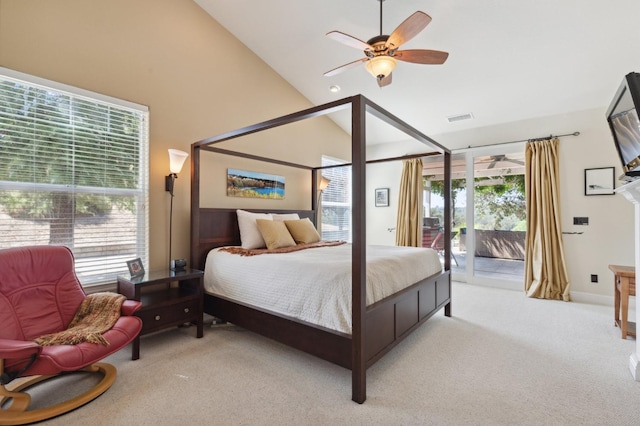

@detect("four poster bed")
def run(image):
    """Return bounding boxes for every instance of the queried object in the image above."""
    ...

[190,95,452,403]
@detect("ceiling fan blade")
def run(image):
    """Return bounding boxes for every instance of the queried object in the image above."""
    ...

[326,31,372,51]
[377,73,392,88]
[323,57,368,77]
[386,11,432,49]
[395,49,449,64]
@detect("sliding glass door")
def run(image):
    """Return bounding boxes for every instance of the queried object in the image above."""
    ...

[471,150,526,285]
[423,145,525,287]
[422,153,466,272]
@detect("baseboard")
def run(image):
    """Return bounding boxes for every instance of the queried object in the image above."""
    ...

[571,291,637,320]
[629,353,640,381]
[569,291,612,306]
[453,282,633,312]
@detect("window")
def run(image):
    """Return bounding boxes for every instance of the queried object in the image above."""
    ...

[320,156,351,242]
[0,68,149,287]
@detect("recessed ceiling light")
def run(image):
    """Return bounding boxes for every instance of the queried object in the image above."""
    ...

[329,85,341,93]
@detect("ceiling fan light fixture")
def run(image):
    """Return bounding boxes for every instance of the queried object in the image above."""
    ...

[365,56,397,80]
[325,7,446,86]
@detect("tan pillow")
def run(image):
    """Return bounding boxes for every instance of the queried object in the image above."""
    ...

[284,218,321,244]
[255,219,296,250]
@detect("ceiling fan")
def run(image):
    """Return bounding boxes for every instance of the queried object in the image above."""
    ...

[323,0,449,87]
[486,155,525,169]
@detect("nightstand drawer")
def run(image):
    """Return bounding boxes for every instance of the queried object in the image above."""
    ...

[138,298,199,331]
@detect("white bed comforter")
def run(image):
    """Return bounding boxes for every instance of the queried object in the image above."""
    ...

[204,244,442,334]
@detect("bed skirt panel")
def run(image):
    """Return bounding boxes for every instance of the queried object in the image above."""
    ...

[204,270,451,370]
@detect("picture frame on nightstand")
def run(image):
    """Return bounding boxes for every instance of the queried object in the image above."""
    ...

[126,258,145,277]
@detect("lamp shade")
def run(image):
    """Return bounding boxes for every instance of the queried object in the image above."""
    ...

[365,56,397,79]
[168,149,188,174]
[318,176,331,191]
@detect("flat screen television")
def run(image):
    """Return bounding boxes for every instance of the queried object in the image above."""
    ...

[606,72,640,181]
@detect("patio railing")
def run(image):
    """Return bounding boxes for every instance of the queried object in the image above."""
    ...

[459,229,525,260]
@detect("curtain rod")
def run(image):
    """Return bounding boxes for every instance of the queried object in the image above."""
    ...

[314,151,440,170]
[462,131,580,149]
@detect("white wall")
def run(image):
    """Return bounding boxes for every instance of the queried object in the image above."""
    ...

[366,161,402,245]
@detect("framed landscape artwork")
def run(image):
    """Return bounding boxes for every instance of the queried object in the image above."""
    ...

[227,168,285,199]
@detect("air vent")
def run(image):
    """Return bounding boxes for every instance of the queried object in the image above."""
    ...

[447,112,474,123]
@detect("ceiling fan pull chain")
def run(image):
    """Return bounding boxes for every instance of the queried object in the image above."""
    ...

[379,0,383,36]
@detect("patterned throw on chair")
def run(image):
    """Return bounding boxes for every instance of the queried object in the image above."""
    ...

[33,292,126,346]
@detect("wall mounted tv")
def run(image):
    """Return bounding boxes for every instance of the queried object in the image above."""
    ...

[606,72,640,181]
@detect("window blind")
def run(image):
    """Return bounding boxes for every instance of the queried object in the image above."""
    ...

[320,156,352,242]
[0,67,149,287]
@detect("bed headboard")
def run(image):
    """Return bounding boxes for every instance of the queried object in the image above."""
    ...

[191,208,314,271]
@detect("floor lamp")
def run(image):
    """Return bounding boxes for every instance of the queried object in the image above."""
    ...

[316,175,331,228]
[165,149,188,270]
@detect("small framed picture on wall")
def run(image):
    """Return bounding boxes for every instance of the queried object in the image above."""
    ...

[375,188,390,207]
[584,167,615,196]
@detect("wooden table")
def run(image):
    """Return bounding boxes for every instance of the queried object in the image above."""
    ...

[609,264,636,339]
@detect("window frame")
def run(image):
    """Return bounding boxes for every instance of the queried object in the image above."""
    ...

[320,155,352,242]
[0,67,149,288]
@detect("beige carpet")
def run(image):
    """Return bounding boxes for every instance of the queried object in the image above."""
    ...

[29,282,640,425]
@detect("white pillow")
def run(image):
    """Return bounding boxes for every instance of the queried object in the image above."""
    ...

[236,209,272,249]
[272,213,300,221]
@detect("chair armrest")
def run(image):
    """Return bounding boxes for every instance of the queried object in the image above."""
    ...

[121,299,142,316]
[0,339,41,359]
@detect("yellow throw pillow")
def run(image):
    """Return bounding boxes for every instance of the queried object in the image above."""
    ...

[284,218,321,244]
[255,219,296,250]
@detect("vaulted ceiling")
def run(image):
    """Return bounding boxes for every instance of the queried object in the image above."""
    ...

[195,0,640,145]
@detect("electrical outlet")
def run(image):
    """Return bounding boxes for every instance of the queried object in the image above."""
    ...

[591,274,598,283]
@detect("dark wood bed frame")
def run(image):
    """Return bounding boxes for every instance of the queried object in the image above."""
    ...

[190,95,452,403]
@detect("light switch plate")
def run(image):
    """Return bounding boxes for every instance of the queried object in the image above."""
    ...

[573,217,589,225]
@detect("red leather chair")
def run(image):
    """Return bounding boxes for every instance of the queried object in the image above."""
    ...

[0,246,142,425]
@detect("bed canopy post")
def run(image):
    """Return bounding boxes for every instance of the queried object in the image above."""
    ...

[443,150,452,316]
[351,95,367,404]
[443,150,451,270]
[190,144,201,270]
[311,170,319,227]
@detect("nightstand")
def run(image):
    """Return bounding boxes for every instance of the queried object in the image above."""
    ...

[117,268,204,360]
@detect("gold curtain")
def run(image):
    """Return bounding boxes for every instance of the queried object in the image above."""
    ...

[395,158,423,247]
[524,138,571,301]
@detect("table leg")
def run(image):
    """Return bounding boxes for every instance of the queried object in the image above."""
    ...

[132,336,140,360]
[615,276,621,327]
[621,276,630,339]
[197,317,204,338]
